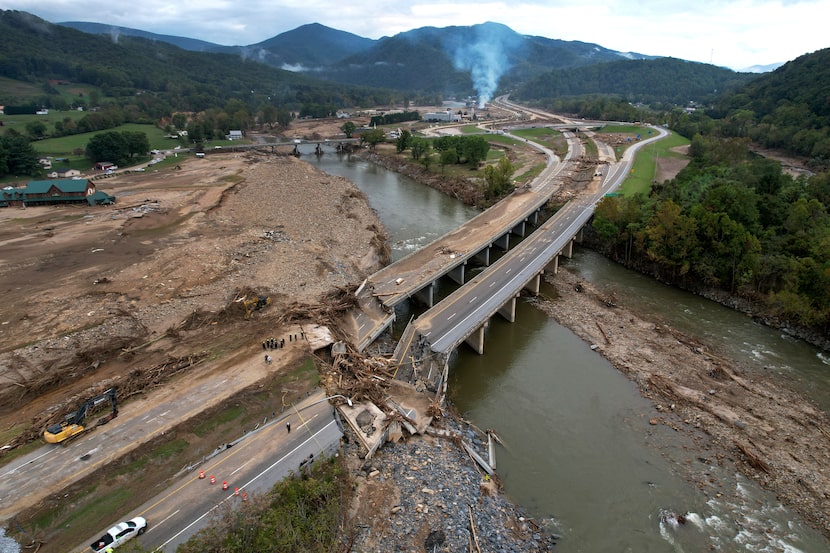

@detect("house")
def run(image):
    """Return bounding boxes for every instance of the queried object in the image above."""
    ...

[56,169,82,179]
[38,158,52,170]
[0,179,115,207]
[94,162,116,172]
[226,130,243,140]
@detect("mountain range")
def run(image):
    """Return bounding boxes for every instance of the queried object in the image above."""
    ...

[0,10,760,110]
[58,20,663,103]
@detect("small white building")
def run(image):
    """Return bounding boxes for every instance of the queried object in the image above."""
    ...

[57,169,82,179]
[227,130,243,140]
[423,110,460,123]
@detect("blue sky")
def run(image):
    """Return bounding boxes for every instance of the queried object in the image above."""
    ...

[4,0,828,70]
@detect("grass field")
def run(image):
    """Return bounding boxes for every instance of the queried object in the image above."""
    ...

[32,123,176,156]
[511,127,568,158]
[617,130,690,196]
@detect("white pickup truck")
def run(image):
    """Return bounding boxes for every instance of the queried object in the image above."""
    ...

[89,516,147,551]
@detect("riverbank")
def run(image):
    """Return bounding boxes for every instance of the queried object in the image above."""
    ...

[360,143,830,540]
[531,266,830,538]
[342,412,556,552]
[587,239,830,353]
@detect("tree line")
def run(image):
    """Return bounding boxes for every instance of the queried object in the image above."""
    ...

[591,134,830,334]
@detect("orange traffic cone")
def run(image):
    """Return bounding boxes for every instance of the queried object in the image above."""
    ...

[233,487,240,496]
[198,470,205,479]
[209,475,216,485]
[242,492,248,502]
[222,481,228,490]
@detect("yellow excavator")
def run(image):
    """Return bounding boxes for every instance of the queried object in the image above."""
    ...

[242,295,271,319]
[43,387,118,444]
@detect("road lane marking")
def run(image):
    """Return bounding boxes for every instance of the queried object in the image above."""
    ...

[147,509,180,532]
[230,458,256,476]
[157,419,338,551]
[1,449,54,477]
[139,405,324,516]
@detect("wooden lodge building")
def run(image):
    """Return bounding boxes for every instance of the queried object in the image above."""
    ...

[0,179,115,208]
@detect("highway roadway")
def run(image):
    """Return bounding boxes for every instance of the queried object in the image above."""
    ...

[71,390,343,552]
[404,120,668,355]
[350,102,585,350]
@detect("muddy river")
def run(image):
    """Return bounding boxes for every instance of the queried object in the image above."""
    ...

[307,148,830,552]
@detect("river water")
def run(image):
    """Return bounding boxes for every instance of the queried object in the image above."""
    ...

[306,148,830,552]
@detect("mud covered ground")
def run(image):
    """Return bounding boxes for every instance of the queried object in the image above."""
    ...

[0,149,386,470]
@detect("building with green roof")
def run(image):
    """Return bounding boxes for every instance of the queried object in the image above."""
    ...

[0,179,115,207]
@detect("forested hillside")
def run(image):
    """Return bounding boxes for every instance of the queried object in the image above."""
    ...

[709,48,830,166]
[515,57,756,107]
[0,10,391,113]
[592,134,830,343]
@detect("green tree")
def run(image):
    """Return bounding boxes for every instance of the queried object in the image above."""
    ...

[396,129,411,153]
[645,200,699,281]
[439,148,458,174]
[123,131,150,159]
[461,135,489,166]
[0,133,40,177]
[85,131,129,165]
[360,128,385,148]
[276,108,292,129]
[172,112,187,130]
[25,120,48,139]
[410,137,430,161]
[186,121,205,144]
[421,152,433,170]
[483,157,514,198]
[340,121,356,138]
[261,104,277,130]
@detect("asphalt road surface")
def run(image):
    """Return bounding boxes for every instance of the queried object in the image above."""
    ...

[71,390,343,552]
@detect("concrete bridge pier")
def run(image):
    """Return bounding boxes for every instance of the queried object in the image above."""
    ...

[464,320,489,354]
[523,273,541,296]
[528,209,541,226]
[414,281,435,307]
[474,246,491,266]
[564,238,574,258]
[497,293,520,322]
[511,220,526,237]
[447,262,466,285]
[545,255,560,275]
[494,233,510,250]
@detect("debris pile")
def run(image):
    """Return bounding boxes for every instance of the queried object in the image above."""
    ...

[1,353,207,455]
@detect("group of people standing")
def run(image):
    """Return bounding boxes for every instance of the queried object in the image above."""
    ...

[262,331,306,364]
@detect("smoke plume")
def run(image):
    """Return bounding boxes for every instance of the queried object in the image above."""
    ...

[446,23,521,107]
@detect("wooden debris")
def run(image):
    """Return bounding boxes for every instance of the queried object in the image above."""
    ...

[595,321,610,344]
[735,440,770,473]
[468,505,482,553]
